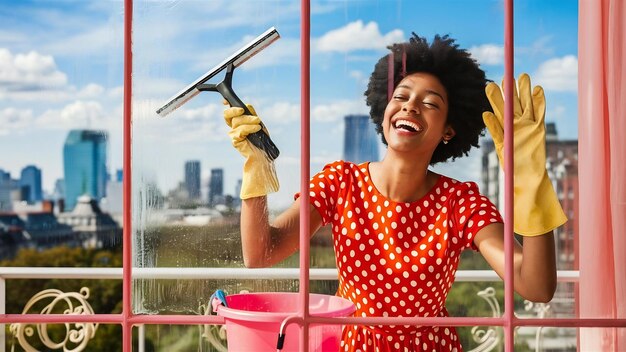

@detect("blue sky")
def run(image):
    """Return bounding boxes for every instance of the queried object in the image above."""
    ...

[0,0,578,209]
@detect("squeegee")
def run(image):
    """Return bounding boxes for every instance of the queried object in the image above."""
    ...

[156,27,281,160]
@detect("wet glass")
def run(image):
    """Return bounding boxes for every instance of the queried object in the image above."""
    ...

[131,0,302,315]
[130,0,580,349]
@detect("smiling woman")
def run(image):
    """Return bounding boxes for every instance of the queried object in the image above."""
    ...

[224,28,566,350]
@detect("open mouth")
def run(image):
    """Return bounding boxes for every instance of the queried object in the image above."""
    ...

[393,119,422,133]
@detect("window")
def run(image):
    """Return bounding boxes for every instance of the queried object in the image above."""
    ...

[2,1,624,351]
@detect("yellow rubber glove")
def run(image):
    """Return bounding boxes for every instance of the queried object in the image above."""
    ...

[224,105,279,199]
[482,73,567,236]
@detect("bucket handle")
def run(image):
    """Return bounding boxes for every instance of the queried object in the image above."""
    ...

[277,315,303,352]
[208,289,228,315]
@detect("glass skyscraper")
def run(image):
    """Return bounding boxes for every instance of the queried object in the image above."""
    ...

[343,114,380,164]
[63,130,108,211]
[184,160,201,200]
[0,169,18,211]
[208,168,224,206]
[20,165,43,203]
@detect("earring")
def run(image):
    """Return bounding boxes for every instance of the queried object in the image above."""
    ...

[442,139,449,145]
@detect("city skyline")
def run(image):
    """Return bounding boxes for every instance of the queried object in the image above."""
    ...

[0,128,241,211]
[0,0,579,209]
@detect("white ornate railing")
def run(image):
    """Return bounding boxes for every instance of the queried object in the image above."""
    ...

[9,288,98,352]
[469,287,502,352]
[0,269,579,352]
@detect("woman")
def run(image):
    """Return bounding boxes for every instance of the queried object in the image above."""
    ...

[223,33,566,351]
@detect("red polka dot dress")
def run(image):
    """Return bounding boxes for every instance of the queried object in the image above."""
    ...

[306,161,503,352]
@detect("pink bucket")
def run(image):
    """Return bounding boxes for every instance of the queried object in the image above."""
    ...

[216,292,355,352]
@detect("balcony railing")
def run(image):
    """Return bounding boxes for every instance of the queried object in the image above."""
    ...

[0,268,580,352]
[0,267,581,281]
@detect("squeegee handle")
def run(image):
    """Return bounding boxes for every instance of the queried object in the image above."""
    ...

[217,84,280,161]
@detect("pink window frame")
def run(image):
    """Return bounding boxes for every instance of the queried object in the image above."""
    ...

[1,1,625,351]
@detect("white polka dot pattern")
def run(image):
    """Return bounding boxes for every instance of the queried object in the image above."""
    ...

[304,161,503,351]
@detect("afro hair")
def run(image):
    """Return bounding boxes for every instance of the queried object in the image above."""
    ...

[364,33,492,165]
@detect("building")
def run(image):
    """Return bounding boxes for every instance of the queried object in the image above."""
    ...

[0,169,20,211]
[101,169,123,225]
[19,165,43,203]
[234,179,242,206]
[0,201,75,259]
[63,130,108,211]
[343,114,380,164]
[480,141,501,209]
[184,160,201,200]
[547,140,579,271]
[53,178,65,203]
[208,168,224,206]
[57,195,122,249]
[0,196,122,260]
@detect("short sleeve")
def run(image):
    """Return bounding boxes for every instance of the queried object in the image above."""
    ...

[294,161,344,225]
[450,182,503,250]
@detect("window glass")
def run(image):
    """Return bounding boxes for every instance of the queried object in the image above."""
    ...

[131,0,302,314]
[306,0,579,325]
[130,0,579,333]
[0,5,124,350]
[0,0,123,257]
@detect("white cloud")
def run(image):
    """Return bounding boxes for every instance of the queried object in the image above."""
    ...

[37,100,107,129]
[108,86,124,99]
[316,21,404,53]
[469,44,504,65]
[78,83,106,98]
[0,108,35,135]
[136,76,187,102]
[533,55,578,92]
[135,101,227,144]
[349,70,369,87]
[312,99,369,122]
[259,101,300,125]
[168,118,224,144]
[0,49,67,92]
[0,48,118,103]
[176,103,221,122]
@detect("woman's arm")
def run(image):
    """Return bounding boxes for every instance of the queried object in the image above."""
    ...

[476,74,564,302]
[240,196,324,268]
[473,224,557,302]
[222,105,324,267]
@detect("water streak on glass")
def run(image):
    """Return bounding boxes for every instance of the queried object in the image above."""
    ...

[131,0,302,319]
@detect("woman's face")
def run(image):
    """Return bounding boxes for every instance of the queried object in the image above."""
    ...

[382,72,455,157]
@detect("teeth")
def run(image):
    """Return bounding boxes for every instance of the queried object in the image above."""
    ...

[394,119,421,132]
